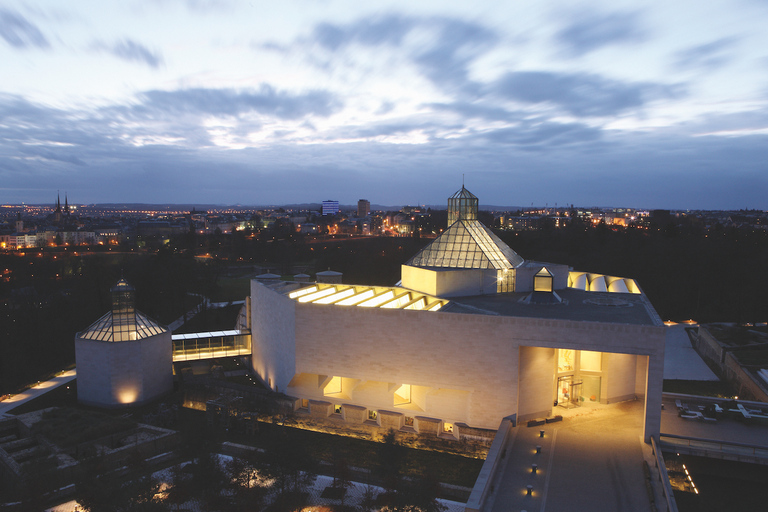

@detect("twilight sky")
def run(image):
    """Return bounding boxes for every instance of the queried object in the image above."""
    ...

[2,0,768,209]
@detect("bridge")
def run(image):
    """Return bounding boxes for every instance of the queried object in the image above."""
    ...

[172,329,251,362]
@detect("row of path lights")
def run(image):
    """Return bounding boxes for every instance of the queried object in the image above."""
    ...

[525,430,546,499]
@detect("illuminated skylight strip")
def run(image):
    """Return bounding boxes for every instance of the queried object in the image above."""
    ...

[298,287,337,303]
[381,291,412,309]
[358,290,395,308]
[404,297,426,310]
[336,289,375,306]
[426,301,443,311]
[314,287,355,304]
[288,286,318,299]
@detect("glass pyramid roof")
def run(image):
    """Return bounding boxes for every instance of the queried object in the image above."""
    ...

[78,310,167,342]
[407,219,524,270]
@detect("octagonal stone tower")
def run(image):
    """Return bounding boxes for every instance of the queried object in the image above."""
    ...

[75,279,172,407]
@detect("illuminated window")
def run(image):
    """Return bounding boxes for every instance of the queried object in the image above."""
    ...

[334,404,342,415]
[325,376,342,395]
[534,267,553,292]
[394,384,412,406]
[300,399,309,410]
[404,416,414,427]
[368,410,378,421]
[558,349,573,373]
[443,422,454,434]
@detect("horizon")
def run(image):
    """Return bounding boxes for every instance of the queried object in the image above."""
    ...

[3,199,766,213]
[2,1,768,209]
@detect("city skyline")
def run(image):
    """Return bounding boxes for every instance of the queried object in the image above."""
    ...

[2,0,768,209]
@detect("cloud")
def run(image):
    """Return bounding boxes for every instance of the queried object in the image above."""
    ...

[492,71,682,117]
[94,39,163,68]
[0,8,49,48]
[673,37,738,71]
[555,10,646,57]
[148,0,233,13]
[1,84,767,209]
[479,121,602,146]
[181,0,233,12]
[311,14,414,51]
[136,85,342,119]
[18,146,86,166]
[427,101,519,122]
[411,18,497,94]
[273,14,498,95]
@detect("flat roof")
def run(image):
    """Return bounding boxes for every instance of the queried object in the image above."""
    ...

[442,288,662,326]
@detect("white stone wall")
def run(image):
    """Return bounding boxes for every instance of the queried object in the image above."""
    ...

[401,265,497,297]
[517,346,556,421]
[250,280,666,437]
[634,355,649,398]
[139,332,173,403]
[75,331,172,407]
[602,352,638,403]
[75,338,112,405]
[250,281,296,393]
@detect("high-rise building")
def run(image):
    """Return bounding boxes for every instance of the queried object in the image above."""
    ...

[322,200,339,216]
[357,199,370,218]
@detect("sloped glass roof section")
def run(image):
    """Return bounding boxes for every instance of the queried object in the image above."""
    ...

[79,310,167,342]
[287,284,447,311]
[407,219,525,270]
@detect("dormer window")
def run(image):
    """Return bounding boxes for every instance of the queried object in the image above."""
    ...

[534,267,553,292]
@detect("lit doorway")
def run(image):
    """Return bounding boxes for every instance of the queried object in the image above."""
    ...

[557,375,583,409]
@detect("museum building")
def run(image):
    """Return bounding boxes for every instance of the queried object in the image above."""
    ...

[249,187,666,440]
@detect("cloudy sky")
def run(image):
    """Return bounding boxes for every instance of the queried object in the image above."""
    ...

[2,0,768,209]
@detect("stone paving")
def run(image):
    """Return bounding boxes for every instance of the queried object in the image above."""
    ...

[488,400,653,512]
[0,369,77,417]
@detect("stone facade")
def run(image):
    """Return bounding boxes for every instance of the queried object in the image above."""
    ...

[249,280,666,440]
[75,331,172,407]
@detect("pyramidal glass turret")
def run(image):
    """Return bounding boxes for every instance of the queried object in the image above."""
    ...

[79,278,166,342]
[407,186,524,271]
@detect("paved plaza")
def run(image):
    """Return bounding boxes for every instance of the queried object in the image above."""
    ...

[489,400,654,512]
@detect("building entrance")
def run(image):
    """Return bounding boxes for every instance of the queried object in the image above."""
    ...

[557,375,583,409]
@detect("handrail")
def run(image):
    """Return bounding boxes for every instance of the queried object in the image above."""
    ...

[660,433,768,456]
[465,416,516,512]
[651,435,679,512]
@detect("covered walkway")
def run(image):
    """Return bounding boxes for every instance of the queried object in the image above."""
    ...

[172,329,251,362]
